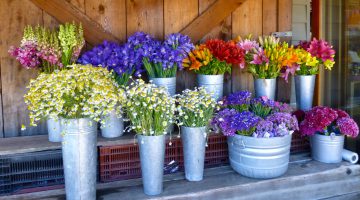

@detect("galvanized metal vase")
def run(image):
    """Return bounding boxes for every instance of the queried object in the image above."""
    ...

[227,134,292,179]
[138,134,165,195]
[295,75,316,111]
[197,74,224,100]
[101,110,124,138]
[310,133,344,163]
[47,118,62,142]
[61,118,97,200]
[150,77,176,96]
[181,126,207,181]
[254,78,277,100]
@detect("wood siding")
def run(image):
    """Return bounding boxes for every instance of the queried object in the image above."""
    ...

[0,0,292,137]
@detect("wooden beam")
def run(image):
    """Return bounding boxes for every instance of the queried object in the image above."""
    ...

[180,0,246,43]
[30,0,119,45]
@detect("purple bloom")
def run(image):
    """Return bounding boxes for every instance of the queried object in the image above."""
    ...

[230,111,261,136]
[299,106,338,136]
[9,43,40,69]
[253,120,274,138]
[273,101,293,113]
[224,90,251,109]
[266,112,299,135]
[211,109,238,136]
[336,117,359,138]
[251,96,275,107]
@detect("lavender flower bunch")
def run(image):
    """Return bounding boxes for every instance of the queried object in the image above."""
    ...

[135,32,194,78]
[223,90,251,112]
[78,41,141,85]
[253,112,298,138]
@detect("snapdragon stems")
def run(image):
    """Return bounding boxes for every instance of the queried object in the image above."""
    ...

[143,57,177,78]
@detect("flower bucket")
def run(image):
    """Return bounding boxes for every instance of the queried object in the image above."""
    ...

[138,134,165,195]
[227,134,291,179]
[197,74,224,100]
[101,110,124,138]
[181,126,207,181]
[150,77,176,96]
[295,75,316,111]
[61,118,97,200]
[47,118,62,142]
[254,78,276,100]
[310,133,344,163]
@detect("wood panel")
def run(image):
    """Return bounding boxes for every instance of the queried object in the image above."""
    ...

[231,0,263,93]
[126,0,164,39]
[263,0,278,35]
[0,0,47,137]
[85,0,127,42]
[164,0,198,93]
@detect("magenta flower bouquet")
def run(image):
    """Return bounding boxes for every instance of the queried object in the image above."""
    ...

[299,106,359,138]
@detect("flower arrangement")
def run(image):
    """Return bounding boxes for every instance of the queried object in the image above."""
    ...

[77,41,141,85]
[176,87,218,127]
[182,39,244,75]
[24,64,125,126]
[299,106,359,138]
[126,32,193,78]
[237,35,295,79]
[212,91,298,137]
[124,79,176,136]
[9,22,84,73]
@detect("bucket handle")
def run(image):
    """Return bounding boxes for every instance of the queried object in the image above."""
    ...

[233,139,246,149]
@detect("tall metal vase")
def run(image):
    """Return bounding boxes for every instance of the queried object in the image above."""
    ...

[47,118,62,142]
[254,78,277,100]
[101,110,124,138]
[197,74,224,100]
[138,134,165,195]
[181,126,207,181]
[150,77,176,96]
[295,75,316,111]
[61,118,98,200]
[310,133,344,163]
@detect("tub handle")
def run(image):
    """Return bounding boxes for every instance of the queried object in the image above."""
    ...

[233,139,246,149]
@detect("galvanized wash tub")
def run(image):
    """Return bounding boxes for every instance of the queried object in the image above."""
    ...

[310,133,344,163]
[227,134,292,179]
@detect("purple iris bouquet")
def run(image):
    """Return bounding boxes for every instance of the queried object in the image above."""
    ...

[78,41,141,85]
[129,32,194,78]
[213,90,299,138]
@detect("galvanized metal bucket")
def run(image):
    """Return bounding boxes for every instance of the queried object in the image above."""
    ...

[181,126,207,181]
[61,118,97,200]
[197,74,224,100]
[47,118,62,142]
[150,77,177,96]
[254,78,277,100]
[101,110,124,138]
[310,133,344,163]
[227,134,292,179]
[138,134,165,195]
[295,75,316,111]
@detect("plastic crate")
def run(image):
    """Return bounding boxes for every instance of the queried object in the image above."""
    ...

[0,150,64,196]
[291,132,310,153]
[99,138,181,182]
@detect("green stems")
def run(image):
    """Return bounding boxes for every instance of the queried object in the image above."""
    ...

[143,57,177,78]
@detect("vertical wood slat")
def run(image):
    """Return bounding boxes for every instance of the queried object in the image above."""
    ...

[126,0,164,39]
[231,0,263,93]
[164,0,198,93]
[0,0,46,137]
[85,0,127,42]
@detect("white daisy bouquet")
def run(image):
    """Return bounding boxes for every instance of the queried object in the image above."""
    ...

[176,87,218,127]
[24,64,125,127]
[125,79,176,136]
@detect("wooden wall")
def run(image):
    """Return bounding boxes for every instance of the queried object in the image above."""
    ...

[0,0,291,137]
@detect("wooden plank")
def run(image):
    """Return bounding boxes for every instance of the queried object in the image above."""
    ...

[164,0,198,92]
[30,0,120,45]
[231,0,263,93]
[85,0,127,42]
[180,0,245,43]
[263,0,278,35]
[126,0,164,39]
[199,0,233,96]
[277,0,292,102]
[0,0,47,137]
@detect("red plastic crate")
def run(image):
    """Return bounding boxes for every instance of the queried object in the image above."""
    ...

[99,138,181,182]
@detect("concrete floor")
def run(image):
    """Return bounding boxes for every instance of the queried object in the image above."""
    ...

[2,154,360,200]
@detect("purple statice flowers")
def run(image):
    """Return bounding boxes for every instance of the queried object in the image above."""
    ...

[78,41,141,85]
[211,109,238,136]
[223,90,251,112]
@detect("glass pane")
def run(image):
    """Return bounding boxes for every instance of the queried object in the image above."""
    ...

[321,0,360,153]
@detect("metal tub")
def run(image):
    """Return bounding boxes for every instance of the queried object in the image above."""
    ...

[310,133,344,163]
